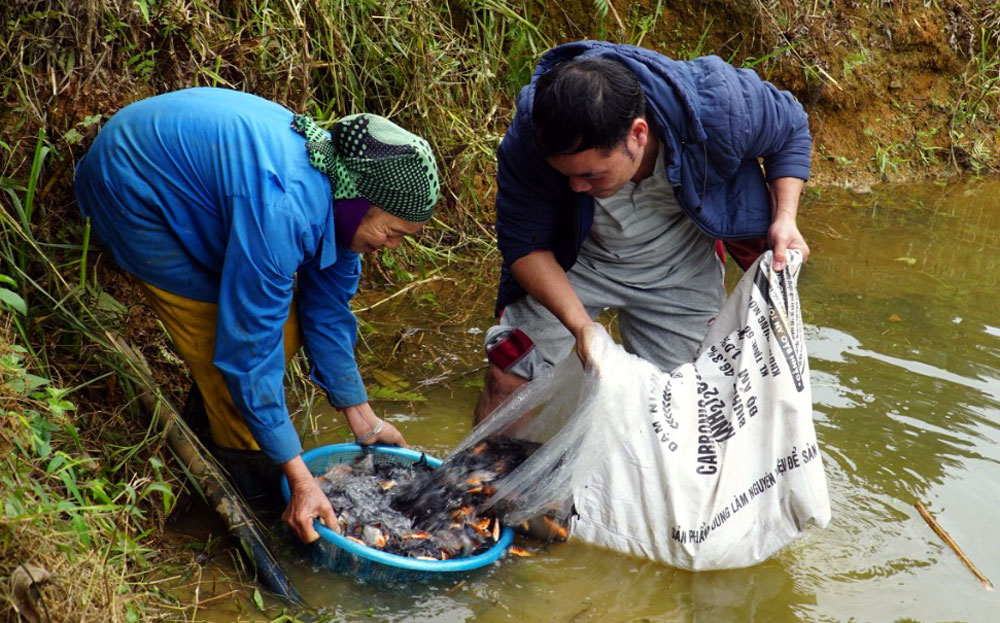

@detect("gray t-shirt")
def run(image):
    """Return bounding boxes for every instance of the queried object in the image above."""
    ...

[579,145,717,287]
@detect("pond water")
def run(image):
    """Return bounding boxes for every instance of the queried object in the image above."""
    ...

[190,179,1000,622]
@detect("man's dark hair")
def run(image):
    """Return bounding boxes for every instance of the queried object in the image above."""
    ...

[532,56,646,158]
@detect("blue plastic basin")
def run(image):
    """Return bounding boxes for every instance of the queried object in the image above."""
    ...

[280,443,514,582]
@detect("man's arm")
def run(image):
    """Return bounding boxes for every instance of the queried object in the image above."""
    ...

[767,177,810,271]
[510,250,594,363]
[494,92,572,276]
[728,64,812,270]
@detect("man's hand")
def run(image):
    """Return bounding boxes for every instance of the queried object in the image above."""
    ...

[767,177,810,271]
[574,322,596,368]
[281,455,338,543]
[511,249,593,354]
[767,214,810,272]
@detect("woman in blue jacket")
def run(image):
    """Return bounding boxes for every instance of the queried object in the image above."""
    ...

[476,42,812,422]
[75,88,440,543]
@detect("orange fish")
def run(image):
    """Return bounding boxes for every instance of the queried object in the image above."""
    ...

[543,515,569,541]
[471,518,492,538]
[451,505,475,519]
[362,526,387,548]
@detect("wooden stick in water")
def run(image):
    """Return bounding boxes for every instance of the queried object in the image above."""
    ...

[352,275,445,313]
[106,331,305,606]
[915,501,994,591]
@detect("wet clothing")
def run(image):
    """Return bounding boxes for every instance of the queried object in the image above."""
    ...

[75,88,366,464]
[493,41,812,314]
[136,280,303,454]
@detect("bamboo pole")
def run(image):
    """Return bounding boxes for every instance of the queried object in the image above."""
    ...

[105,332,305,606]
[915,501,994,591]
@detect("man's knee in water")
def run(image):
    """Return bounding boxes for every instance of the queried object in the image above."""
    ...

[473,363,530,424]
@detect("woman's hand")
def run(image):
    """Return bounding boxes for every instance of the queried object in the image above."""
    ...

[341,402,408,447]
[281,455,339,543]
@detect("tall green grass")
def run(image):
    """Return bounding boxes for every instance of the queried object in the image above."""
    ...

[0,134,192,621]
[1,0,558,251]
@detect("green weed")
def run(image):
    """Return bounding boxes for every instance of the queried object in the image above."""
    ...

[676,19,715,61]
[0,133,193,621]
[948,27,1000,173]
[872,141,906,180]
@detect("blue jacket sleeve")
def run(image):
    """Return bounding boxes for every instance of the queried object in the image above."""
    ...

[295,253,368,409]
[494,95,573,267]
[214,194,305,465]
[732,66,812,182]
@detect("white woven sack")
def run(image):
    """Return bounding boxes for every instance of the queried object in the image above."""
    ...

[570,250,830,569]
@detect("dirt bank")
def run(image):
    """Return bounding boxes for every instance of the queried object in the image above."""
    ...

[551,0,999,186]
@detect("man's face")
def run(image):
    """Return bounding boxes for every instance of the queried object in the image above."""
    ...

[545,118,649,198]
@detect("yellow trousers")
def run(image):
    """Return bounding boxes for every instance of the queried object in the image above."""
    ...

[137,281,303,451]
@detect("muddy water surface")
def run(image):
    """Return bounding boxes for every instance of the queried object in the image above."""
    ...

[204,180,1000,622]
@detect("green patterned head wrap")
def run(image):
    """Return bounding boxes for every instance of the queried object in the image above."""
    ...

[291,113,440,222]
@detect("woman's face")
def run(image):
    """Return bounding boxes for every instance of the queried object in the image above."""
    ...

[350,206,425,253]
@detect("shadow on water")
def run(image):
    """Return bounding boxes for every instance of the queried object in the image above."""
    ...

[188,179,1000,622]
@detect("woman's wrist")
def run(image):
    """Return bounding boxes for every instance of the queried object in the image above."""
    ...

[281,455,314,489]
[339,402,379,437]
[354,417,384,444]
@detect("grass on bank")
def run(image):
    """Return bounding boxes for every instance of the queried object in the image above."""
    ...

[0,317,181,623]
[748,0,1000,181]
[0,128,197,622]
[0,0,562,255]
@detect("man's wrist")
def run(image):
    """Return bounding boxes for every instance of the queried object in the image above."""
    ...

[771,208,798,223]
[570,319,594,340]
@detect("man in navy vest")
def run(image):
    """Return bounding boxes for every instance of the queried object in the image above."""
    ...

[475,41,811,422]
